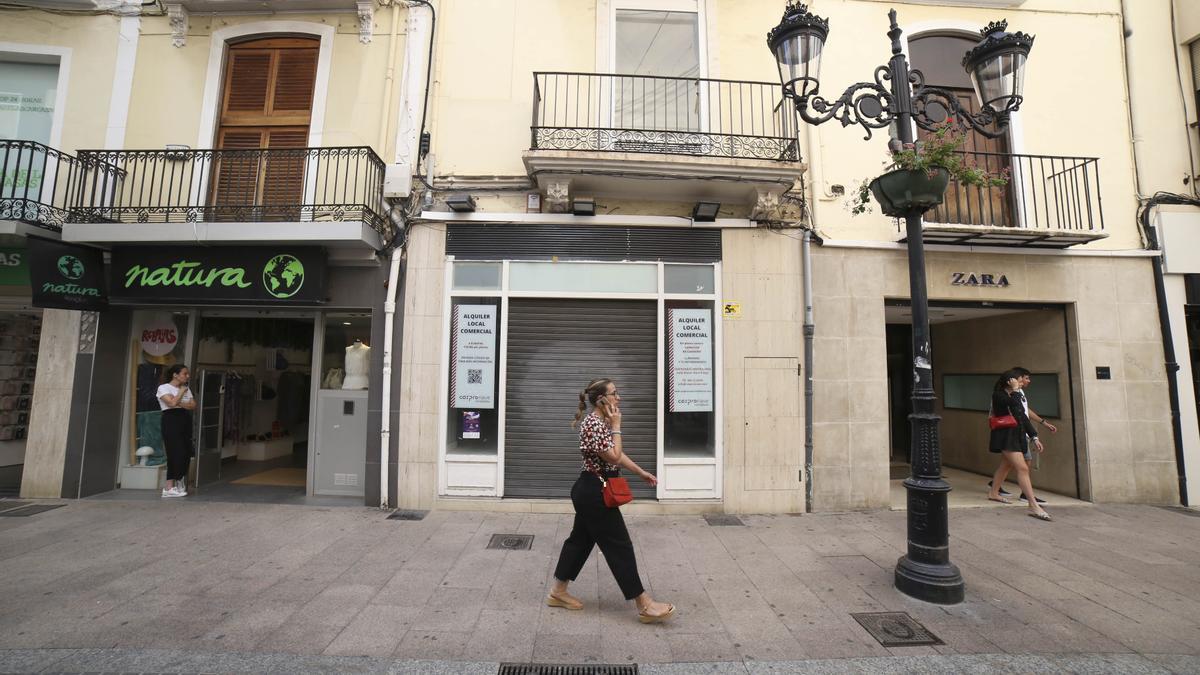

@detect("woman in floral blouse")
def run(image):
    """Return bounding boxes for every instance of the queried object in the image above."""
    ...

[547,378,675,623]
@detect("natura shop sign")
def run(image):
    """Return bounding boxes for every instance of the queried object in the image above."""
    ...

[109,246,327,304]
[28,238,108,311]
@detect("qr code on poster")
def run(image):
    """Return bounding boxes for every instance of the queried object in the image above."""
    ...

[467,369,483,384]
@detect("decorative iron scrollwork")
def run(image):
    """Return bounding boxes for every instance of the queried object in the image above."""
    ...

[794,65,896,140]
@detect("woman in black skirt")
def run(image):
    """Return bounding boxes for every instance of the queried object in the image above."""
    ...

[987,369,1051,521]
[546,378,674,623]
[157,364,196,498]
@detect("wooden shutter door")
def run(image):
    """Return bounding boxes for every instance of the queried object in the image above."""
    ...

[921,91,1014,227]
[213,37,318,215]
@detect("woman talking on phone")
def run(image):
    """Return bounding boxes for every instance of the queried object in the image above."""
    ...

[547,378,675,623]
[157,364,196,498]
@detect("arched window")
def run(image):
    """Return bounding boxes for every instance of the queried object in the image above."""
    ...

[910,33,1013,227]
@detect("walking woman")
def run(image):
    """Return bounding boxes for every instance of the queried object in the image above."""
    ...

[548,378,675,623]
[987,369,1052,521]
[158,364,196,498]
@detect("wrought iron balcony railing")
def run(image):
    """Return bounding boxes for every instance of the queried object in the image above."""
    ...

[923,151,1104,233]
[0,140,95,232]
[531,72,800,162]
[71,146,390,239]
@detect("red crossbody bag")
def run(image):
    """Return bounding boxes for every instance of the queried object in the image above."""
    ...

[589,466,634,507]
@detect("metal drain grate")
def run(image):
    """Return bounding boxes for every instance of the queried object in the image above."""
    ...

[387,509,429,521]
[703,514,744,526]
[498,664,636,675]
[0,504,65,517]
[852,611,943,647]
[487,534,534,550]
[0,500,30,512]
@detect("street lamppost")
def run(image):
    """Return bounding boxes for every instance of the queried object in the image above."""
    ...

[767,3,1033,605]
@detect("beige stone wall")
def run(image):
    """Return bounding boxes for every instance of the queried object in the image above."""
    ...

[931,310,1077,497]
[395,221,446,509]
[812,246,1178,509]
[721,228,805,513]
[21,309,80,498]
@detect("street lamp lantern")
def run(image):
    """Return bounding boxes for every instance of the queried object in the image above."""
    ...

[962,20,1034,116]
[766,5,1035,606]
[767,2,828,100]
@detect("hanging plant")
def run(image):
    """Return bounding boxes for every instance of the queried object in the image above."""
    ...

[847,123,1010,217]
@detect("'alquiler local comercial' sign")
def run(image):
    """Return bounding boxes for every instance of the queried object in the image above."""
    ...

[109,246,327,304]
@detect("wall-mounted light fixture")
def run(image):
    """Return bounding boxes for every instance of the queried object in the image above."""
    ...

[692,201,721,222]
[572,197,596,216]
[446,193,477,213]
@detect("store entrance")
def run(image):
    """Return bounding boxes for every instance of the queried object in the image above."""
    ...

[884,300,1082,507]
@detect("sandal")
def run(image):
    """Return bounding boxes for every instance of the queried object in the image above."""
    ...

[638,604,676,624]
[546,592,583,610]
[1028,511,1052,522]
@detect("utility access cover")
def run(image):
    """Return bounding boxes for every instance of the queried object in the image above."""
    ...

[852,611,944,647]
[487,534,534,551]
[703,514,744,526]
[0,504,64,517]
[387,509,428,521]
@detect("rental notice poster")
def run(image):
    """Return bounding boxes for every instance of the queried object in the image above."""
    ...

[451,304,497,409]
[668,308,714,412]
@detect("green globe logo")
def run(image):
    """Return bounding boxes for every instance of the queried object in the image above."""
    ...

[57,255,84,280]
[262,254,305,299]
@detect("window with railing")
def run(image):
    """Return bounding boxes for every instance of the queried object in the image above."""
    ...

[0,140,83,231]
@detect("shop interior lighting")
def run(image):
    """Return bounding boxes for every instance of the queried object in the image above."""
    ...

[446,194,477,212]
[572,197,596,216]
[692,201,721,222]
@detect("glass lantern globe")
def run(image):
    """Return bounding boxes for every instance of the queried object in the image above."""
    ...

[962,20,1034,114]
[767,2,829,100]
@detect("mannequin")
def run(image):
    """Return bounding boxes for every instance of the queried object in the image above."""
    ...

[342,339,370,389]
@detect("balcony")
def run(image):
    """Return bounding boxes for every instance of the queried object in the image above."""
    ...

[523,72,805,216]
[0,140,88,235]
[904,151,1107,249]
[64,146,392,251]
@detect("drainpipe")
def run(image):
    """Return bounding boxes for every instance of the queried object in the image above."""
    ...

[379,207,406,509]
[377,1,403,152]
[802,229,815,512]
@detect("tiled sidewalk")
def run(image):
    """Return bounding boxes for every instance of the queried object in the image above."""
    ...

[1,499,1199,670]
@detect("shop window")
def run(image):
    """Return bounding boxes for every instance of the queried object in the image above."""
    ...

[664,299,715,458]
[942,372,1060,417]
[320,313,371,390]
[665,264,714,294]
[508,261,656,293]
[446,297,501,456]
[132,312,191,468]
[452,262,501,291]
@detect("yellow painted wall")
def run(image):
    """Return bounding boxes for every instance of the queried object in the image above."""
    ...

[125,11,407,158]
[0,12,122,152]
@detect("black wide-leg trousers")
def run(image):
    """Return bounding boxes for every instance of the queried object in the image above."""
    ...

[553,471,645,600]
[161,408,193,482]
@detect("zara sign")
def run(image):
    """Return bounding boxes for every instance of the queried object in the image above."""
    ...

[951,272,1010,288]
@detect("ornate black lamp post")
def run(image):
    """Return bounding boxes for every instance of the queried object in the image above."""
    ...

[768,3,1033,605]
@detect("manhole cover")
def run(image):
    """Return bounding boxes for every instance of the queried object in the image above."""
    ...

[703,514,744,526]
[387,509,428,521]
[487,534,533,550]
[0,500,30,512]
[498,664,636,675]
[0,504,65,517]
[852,611,943,647]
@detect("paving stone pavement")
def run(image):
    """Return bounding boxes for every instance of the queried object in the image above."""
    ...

[1,500,1200,673]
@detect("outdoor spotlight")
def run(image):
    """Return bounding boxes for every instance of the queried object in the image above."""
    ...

[446,193,477,213]
[692,201,721,222]
[572,197,596,216]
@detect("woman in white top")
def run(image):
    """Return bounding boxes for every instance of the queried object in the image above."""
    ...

[157,364,196,498]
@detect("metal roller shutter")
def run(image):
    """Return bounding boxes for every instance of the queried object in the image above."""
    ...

[446,224,722,263]
[504,299,658,499]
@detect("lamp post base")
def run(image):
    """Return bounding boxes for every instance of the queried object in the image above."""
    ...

[895,556,965,605]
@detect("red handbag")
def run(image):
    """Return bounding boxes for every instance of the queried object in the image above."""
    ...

[989,414,1018,430]
[591,468,634,507]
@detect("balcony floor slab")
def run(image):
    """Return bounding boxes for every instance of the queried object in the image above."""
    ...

[62,221,384,251]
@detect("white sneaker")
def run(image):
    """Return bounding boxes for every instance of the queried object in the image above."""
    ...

[162,486,185,498]
[173,485,187,497]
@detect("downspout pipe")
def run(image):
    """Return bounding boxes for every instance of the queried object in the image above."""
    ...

[1142,196,1195,506]
[802,229,815,512]
[379,207,406,509]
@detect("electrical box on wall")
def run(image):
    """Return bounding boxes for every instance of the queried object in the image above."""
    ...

[384,163,413,198]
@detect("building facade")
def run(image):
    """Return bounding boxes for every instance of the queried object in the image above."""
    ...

[0,0,1187,512]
